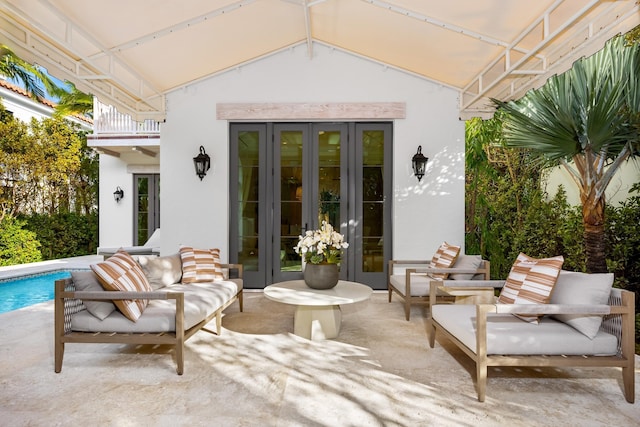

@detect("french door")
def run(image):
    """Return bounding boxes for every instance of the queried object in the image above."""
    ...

[229,122,392,289]
[133,174,160,245]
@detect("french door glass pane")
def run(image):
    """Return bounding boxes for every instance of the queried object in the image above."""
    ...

[318,130,341,227]
[237,131,260,271]
[280,131,303,272]
[362,130,384,273]
[137,177,149,245]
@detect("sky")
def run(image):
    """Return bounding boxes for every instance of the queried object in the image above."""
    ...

[7,65,67,102]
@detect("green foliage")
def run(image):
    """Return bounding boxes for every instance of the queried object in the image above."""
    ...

[637,314,640,354]
[0,104,33,217]
[464,115,583,277]
[0,100,98,216]
[49,81,94,118]
[465,115,639,280]
[605,183,640,293]
[627,24,640,44]
[0,216,42,266]
[492,35,640,273]
[22,212,98,260]
[0,99,98,261]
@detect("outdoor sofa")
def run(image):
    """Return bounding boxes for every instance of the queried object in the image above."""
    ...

[54,248,243,374]
[427,270,635,402]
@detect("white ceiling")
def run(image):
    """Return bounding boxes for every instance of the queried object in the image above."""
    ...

[1,0,638,120]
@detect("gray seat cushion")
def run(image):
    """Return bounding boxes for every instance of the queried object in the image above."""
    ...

[431,304,618,356]
[71,280,240,333]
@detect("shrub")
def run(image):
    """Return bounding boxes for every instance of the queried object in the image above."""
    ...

[0,215,42,265]
[22,212,98,260]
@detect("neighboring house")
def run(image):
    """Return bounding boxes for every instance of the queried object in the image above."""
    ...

[0,78,92,131]
[87,100,161,251]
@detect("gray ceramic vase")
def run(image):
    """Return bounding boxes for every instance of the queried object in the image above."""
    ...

[303,263,339,289]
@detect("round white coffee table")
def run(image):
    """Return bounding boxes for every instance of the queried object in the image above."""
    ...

[264,280,372,340]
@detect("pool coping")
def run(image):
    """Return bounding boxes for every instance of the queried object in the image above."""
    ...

[0,255,103,280]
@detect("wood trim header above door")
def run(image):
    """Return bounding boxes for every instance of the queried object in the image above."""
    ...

[216,102,406,120]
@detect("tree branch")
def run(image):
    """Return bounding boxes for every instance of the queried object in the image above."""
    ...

[595,143,632,200]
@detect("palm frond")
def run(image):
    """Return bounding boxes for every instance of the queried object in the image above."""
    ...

[0,45,46,100]
[493,35,639,164]
[53,81,93,118]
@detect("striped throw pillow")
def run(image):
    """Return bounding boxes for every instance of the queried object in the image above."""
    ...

[513,254,564,323]
[429,242,461,279]
[179,246,224,283]
[497,253,536,304]
[90,249,152,322]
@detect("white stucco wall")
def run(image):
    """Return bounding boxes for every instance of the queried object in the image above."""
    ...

[98,155,135,247]
[160,43,465,261]
[546,161,640,206]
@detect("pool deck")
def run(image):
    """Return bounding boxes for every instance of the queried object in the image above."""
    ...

[0,256,638,425]
[0,255,103,280]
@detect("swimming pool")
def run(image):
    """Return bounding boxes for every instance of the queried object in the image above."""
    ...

[0,270,74,314]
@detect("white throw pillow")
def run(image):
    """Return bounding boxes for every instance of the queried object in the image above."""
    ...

[449,254,483,280]
[550,270,614,339]
[71,271,116,320]
[137,253,182,290]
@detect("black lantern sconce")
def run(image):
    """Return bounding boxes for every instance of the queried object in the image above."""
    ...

[193,145,211,181]
[113,186,124,203]
[412,145,429,182]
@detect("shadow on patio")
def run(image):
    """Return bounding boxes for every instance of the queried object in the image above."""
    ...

[1,293,638,426]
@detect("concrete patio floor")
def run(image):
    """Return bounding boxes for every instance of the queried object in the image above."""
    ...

[0,284,638,426]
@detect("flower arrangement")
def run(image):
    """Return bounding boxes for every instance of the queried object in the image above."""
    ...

[294,221,349,264]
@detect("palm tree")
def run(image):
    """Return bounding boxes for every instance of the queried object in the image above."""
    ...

[0,44,50,101]
[494,35,640,273]
[48,81,94,119]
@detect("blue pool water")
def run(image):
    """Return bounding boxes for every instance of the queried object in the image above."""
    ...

[0,271,73,314]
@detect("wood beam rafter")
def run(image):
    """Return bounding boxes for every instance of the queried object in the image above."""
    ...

[132,146,157,158]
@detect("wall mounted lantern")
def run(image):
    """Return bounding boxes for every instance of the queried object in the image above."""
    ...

[193,145,211,180]
[412,145,429,182]
[113,186,124,203]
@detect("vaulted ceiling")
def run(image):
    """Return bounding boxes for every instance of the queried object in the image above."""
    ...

[1,0,638,120]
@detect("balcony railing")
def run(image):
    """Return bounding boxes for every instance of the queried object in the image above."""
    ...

[93,99,161,135]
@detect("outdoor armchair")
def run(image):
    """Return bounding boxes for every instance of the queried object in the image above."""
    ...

[427,274,635,402]
[387,254,491,320]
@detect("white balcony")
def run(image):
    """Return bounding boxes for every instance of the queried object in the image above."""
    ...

[88,99,160,162]
[93,99,161,135]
